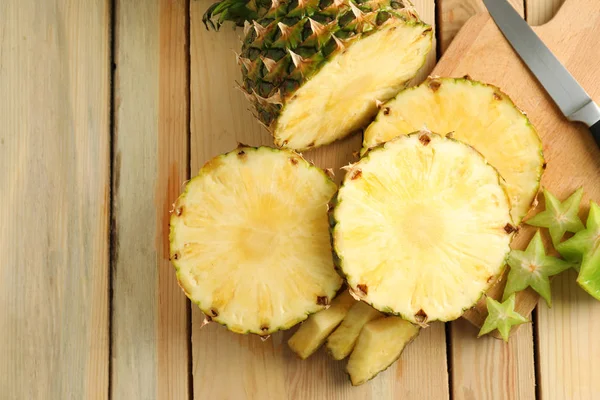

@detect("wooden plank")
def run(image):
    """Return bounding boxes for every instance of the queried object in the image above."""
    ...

[190,0,448,398]
[450,320,536,400]
[111,0,190,399]
[537,269,600,400]
[437,0,524,53]
[437,2,535,398]
[526,0,566,25]
[0,1,111,398]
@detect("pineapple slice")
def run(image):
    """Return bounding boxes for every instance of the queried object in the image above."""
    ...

[346,316,420,386]
[363,77,544,225]
[333,132,515,324]
[170,146,342,335]
[288,291,356,359]
[326,301,382,360]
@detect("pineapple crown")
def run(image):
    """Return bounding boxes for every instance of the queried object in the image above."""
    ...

[203,0,273,30]
[203,0,413,30]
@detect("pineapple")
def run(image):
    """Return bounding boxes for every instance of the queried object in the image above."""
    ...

[332,132,515,324]
[203,0,433,151]
[326,300,382,360]
[288,290,355,359]
[170,146,342,335]
[346,316,420,385]
[363,77,545,225]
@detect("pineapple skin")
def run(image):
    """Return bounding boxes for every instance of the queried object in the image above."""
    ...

[363,76,545,225]
[204,0,433,151]
[170,145,343,335]
[331,132,515,324]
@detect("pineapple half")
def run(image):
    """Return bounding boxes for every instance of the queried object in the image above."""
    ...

[170,146,342,335]
[346,316,420,386]
[332,132,515,324]
[203,0,433,151]
[363,77,544,225]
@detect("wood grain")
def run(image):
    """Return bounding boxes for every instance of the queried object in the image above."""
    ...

[190,0,448,397]
[112,0,190,399]
[0,0,111,398]
[527,0,566,25]
[437,0,523,53]
[537,270,600,400]
[450,319,536,400]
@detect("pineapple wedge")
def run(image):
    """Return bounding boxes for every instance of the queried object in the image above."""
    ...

[333,132,515,324]
[346,316,420,386]
[288,291,356,359]
[170,146,342,335]
[326,301,382,360]
[363,77,544,225]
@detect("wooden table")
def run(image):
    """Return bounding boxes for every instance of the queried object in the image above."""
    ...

[2,0,598,399]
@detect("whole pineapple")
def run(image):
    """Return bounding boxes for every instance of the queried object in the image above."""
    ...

[203,0,433,150]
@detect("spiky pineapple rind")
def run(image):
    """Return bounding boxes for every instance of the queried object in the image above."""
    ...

[170,145,342,336]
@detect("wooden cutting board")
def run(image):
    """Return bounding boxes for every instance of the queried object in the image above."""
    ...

[433,0,600,327]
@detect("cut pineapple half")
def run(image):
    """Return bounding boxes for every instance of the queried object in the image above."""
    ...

[346,316,420,386]
[363,77,544,224]
[333,132,515,324]
[170,146,342,335]
[288,291,356,359]
[273,21,433,150]
[326,301,382,360]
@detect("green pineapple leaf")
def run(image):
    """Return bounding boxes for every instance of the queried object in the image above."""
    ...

[478,294,529,342]
[557,201,600,300]
[503,230,574,307]
[526,187,585,247]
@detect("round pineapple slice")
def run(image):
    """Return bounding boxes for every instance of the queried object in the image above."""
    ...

[170,146,342,335]
[363,77,545,225]
[333,132,515,324]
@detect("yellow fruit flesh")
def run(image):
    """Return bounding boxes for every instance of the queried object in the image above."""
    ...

[346,316,420,386]
[327,301,382,360]
[170,147,342,335]
[363,78,544,224]
[288,291,356,359]
[274,20,432,151]
[334,133,514,323]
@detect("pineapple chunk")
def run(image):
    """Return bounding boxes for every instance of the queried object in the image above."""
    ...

[363,77,544,225]
[326,301,383,360]
[170,146,342,335]
[346,317,420,386]
[288,291,355,359]
[333,132,515,324]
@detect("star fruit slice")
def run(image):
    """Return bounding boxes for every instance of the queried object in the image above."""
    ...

[503,230,574,307]
[558,201,600,300]
[478,293,530,342]
[526,187,585,247]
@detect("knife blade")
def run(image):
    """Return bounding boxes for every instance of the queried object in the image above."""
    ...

[483,0,600,147]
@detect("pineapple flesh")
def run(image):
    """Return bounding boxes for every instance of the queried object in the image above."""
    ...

[170,146,342,335]
[288,291,356,359]
[326,300,382,360]
[333,132,515,324]
[363,77,544,225]
[204,0,433,151]
[346,316,420,386]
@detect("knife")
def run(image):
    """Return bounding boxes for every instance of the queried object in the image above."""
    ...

[483,0,600,147]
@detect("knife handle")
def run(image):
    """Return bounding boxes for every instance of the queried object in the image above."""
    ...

[591,121,600,148]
